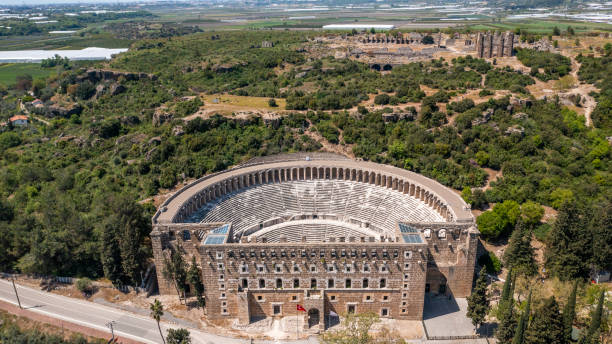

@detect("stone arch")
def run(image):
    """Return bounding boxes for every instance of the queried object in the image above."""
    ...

[308,308,320,328]
[371,64,381,71]
[383,64,393,71]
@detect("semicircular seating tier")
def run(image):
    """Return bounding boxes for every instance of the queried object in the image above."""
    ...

[153,155,473,243]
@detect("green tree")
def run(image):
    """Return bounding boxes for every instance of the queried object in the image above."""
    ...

[475,151,490,166]
[374,93,390,105]
[166,328,191,344]
[461,187,473,205]
[496,297,517,344]
[503,221,537,276]
[545,202,592,280]
[150,299,166,344]
[162,249,188,304]
[99,196,151,286]
[76,277,93,296]
[172,249,188,302]
[550,188,574,210]
[467,267,490,330]
[520,201,544,228]
[501,269,513,305]
[187,256,205,308]
[589,202,612,273]
[497,270,517,343]
[320,312,380,344]
[422,35,435,44]
[581,290,605,343]
[512,289,531,344]
[477,200,520,239]
[524,297,565,344]
[100,222,123,285]
[553,26,560,36]
[563,281,578,343]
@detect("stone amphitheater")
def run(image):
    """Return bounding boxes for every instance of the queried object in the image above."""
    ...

[152,153,479,330]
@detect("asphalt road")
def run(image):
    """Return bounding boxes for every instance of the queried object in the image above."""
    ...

[0,279,318,344]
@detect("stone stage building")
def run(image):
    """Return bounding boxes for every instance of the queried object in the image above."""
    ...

[476,31,515,58]
[151,153,479,330]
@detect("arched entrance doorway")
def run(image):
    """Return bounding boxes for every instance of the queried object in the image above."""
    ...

[308,308,320,328]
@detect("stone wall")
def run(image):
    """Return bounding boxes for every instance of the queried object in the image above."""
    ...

[476,31,514,58]
[403,222,478,297]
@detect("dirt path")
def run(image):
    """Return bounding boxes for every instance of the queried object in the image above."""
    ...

[18,100,50,125]
[568,57,598,127]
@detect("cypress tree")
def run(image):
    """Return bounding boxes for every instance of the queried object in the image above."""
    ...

[512,289,531,344]
[545,202,592,280]
[589,203,612,273]
[187,256,205,309]
[497,272,518,344]
[586,290,605,340]
[496,296,517,344]
[503,221,537,276]
[467,267,490,330]
[563,280,578,343]
[501,269,513,305]
[172,250,188,304]
[524,296,565,344]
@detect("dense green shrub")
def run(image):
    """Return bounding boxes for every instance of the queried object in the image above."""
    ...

[516,48,571,81]
[476,200,521,239]
[478,252,502,274]
[374,93,390,105]
[485,68,534,90]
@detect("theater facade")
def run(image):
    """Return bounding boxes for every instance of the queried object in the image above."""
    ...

[151,153,479,329]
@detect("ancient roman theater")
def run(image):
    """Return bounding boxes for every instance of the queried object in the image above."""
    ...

[151,153,479,330]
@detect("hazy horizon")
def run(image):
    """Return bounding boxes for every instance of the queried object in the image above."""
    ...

[1,0,161,6]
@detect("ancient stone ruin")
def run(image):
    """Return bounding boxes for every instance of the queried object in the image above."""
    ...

[475,31,515,58]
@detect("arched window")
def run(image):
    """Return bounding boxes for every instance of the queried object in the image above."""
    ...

[276,278,283,288]
[328,279,335,288]
[345,279,352,288]
[259,279,266,288]
[311,278,317,288]
[438,229,447,239]
[363,278,369,288]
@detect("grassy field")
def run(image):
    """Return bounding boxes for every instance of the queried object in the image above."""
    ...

[0,63,57,86]
[201,94,287,109]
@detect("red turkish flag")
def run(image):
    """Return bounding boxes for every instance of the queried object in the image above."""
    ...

[297,304,306,312]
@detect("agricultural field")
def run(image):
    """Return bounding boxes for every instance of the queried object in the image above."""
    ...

[0,32,133,51]
[0,63,56,86]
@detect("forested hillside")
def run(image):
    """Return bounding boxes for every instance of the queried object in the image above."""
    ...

[0,31,609,285]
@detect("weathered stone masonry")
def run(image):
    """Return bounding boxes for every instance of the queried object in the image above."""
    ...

[151,154,479,330]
